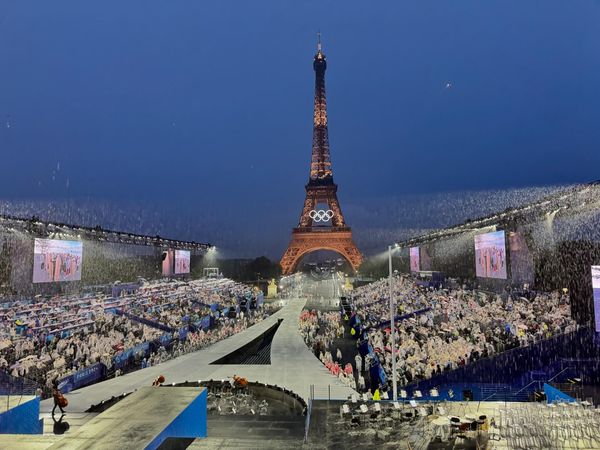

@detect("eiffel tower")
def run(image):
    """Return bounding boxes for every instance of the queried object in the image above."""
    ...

[280,36,362,275]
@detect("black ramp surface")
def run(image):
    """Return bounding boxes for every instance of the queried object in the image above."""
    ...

[210,319,283,365]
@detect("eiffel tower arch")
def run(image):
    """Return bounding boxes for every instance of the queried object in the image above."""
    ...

[280,36,362,275]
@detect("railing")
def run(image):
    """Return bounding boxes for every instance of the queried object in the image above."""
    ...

[293,226,351,233]
[304,385,314,443]
[310,384,354,401]
[548,365,578,383]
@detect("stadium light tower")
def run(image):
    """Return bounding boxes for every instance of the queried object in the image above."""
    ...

[388,245,398,400]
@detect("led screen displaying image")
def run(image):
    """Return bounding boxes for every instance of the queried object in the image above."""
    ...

[174,250,190,274]
[33,238,83,283]
[592,266,600,332]
[162,250,175,276]
[409,247,420,272]
[474,230,507,279]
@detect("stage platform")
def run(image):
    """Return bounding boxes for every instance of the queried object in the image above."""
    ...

[40,298,356,413]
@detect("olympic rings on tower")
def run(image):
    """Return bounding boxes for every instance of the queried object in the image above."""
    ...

[309,209,334,222]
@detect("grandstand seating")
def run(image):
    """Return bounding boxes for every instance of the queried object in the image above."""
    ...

[0,278,271,396]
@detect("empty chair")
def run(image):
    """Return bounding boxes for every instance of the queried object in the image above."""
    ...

[400,389,408,399]
[360,404,369,414]
[414,390,423,398]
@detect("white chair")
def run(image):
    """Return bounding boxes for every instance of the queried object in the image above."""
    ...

[342,404,350,415]
[414,390,423,398]
[410,400,418,408]
[373,402,382,413]
[359,404,369,414]
[400,389,408,399]
[351,394,358,403]
[393,402,401,410]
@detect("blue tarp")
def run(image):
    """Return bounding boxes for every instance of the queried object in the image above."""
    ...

[200,315,212,330]
[179,327,188,341]
[544,383,575,403]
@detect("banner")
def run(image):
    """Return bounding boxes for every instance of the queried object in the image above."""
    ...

[114,309,175,333]
[58,363,106,394]
[112,342,150,369]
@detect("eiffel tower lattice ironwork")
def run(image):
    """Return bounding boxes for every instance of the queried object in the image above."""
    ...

[280,37,362,275]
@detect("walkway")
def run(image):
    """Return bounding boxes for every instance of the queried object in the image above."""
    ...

[41,298,356,413]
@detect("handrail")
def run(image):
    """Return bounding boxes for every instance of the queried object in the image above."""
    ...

[548,366,576,383]
[514,379,543,396]
[304,385,314,443]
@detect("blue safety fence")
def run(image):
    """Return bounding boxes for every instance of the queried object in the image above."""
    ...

[0,370,40,396]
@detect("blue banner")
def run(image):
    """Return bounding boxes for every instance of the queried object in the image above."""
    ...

[112,342,151,369]
[58,363,106,394]
[114,309,175,333]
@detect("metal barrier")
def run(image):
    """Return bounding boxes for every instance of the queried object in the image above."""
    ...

[304,385,314,443]
[311,384,353,401]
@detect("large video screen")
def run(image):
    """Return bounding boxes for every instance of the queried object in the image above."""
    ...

[409,247,420,272]
[592,266,600,332]
[33,239,83,283]
[162,250,175,276]
[174,250,190,274]
[420,246,432,271]
[474,230,507,279]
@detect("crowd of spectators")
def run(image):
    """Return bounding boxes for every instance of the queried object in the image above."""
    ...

[302,275,576,391]
[0,278,272,392]
[299,309,358,391]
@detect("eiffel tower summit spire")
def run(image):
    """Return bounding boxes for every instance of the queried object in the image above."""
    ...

[311,33,332,180]
[280,36,362,275]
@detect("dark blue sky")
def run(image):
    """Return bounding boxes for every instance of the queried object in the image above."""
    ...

[1,1,600,257]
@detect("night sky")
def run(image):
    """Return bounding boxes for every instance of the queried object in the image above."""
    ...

[1,1,600,257]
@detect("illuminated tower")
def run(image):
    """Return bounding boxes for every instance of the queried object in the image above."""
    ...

[280,36,362,274]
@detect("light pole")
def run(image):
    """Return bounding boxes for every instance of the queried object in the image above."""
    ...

[388,245,398,401]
